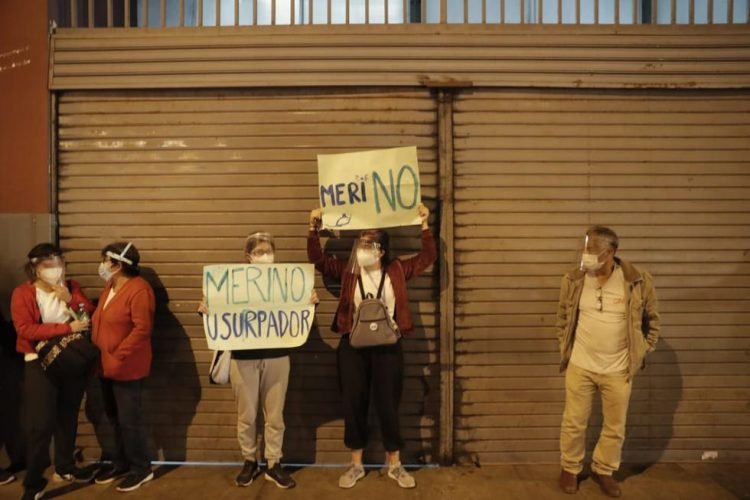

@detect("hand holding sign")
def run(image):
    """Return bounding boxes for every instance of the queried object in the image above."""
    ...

[202,263,316,351]
[317,146,422,231]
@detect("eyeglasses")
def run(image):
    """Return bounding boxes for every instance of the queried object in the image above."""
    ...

[595,287,603,312]
[250,249,273,257]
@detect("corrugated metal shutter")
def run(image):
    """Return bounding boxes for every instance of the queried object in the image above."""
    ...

[453,89,750,464]
[58,88,440,463]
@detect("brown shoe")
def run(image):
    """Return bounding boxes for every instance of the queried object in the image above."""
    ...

[558,470,578,494]
[592,472,621,498]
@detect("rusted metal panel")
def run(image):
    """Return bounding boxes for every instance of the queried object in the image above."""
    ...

[57,88,442,463]
[49,25,750,90]
[452,88,750,464]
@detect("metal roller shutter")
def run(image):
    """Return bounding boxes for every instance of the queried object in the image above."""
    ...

[57,88,440,463]
[452,89,750,464]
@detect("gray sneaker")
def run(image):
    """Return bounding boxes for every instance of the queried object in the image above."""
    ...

[338,464,365,489]
[387,463,416,488]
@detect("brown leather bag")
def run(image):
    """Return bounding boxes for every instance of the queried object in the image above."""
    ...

[350,271,400,348]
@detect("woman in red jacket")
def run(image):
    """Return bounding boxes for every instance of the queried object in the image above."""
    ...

[307,204,435,490]
[10,243,96,500]
[90,242,156,493]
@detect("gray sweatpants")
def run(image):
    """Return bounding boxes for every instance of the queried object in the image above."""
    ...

[230,356,290,464]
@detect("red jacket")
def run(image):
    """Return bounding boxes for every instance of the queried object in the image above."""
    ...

[92,276,155,381]
[307,229,437,336]
[11,280,95,354]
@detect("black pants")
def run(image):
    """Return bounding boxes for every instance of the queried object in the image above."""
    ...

[0,347,25,470]
[337,335,404,452]
[100,378,151,474]
[23,360,87,491]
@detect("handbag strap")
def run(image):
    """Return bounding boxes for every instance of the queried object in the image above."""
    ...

[358,269,388,301]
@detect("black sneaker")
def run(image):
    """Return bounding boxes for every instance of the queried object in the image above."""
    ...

[53,466,95,483]
[94,465,129,485]
[236,460,259,487]
[116,471,154,492]
[0,469,16,485]
[264,463,296,489]
[21,488,45,500]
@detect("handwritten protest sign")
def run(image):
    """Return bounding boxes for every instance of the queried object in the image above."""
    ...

[202,263,315,350]
[317,146,422,230]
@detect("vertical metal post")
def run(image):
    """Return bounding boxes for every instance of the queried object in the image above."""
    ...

[437,89,456,466]
[107,0,113,26]
[161,0,166,26]
[71,0,78,27]
[88,0,94,27]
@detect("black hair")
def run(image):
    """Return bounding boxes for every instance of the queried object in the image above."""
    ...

[101,241,141,277]
[25,243,63,280]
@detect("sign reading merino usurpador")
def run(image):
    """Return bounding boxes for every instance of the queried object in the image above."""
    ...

[202,263,315,351]
[317,146,422,230]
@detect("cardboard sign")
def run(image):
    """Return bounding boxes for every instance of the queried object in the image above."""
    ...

[202,263,315,350]
[317,146,422,230]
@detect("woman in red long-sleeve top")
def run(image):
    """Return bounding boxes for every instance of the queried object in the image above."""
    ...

[10,243,96,498]
[307,203,436,490]
[90,242,156,493]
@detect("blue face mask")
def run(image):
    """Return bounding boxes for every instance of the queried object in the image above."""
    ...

[98,262,118,282]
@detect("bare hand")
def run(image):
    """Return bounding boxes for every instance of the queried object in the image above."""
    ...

[197,295,208,315]
[70,319,90,333]
[52,284,72,303]
[309,208,323,230]
[309,290,320,305]
[417,203,429,229]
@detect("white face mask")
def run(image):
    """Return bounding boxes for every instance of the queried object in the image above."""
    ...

[98,262,118,282]
[581,251,605,271]
[356,249,379,268]
[38,266,64,285]
[252,253,274,264]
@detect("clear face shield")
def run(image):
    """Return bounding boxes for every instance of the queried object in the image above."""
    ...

[346,237,383,275]
[244,232,275,264]
[32,254,65,285]
[578,234,610,274]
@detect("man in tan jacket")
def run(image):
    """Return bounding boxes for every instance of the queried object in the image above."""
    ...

[556,226,660,498]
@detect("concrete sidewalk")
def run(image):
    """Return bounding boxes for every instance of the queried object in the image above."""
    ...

[1,463,748,499]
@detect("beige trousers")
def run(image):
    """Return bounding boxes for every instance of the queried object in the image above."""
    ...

[230,356,290,464]
[560,362,632,476]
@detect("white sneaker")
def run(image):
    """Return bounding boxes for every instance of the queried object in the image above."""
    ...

[387,462,416,488]
[338,464,365,489]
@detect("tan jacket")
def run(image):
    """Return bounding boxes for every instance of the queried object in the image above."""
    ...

[555,257,660,379]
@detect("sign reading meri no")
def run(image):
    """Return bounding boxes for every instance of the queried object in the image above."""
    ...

[317,146,422,230]
[202,263,315,351]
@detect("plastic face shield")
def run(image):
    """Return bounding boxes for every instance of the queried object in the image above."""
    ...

[578,234,609,272]
[244,232,275,261]
[346,237,382,275]
[31,255,63,267]
[106,242,134,265]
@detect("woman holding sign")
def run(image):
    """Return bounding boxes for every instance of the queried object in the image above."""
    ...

[308,203,436,489]
[198,232,318,489]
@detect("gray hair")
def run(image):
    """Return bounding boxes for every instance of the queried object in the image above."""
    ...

[586,225,619,251]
